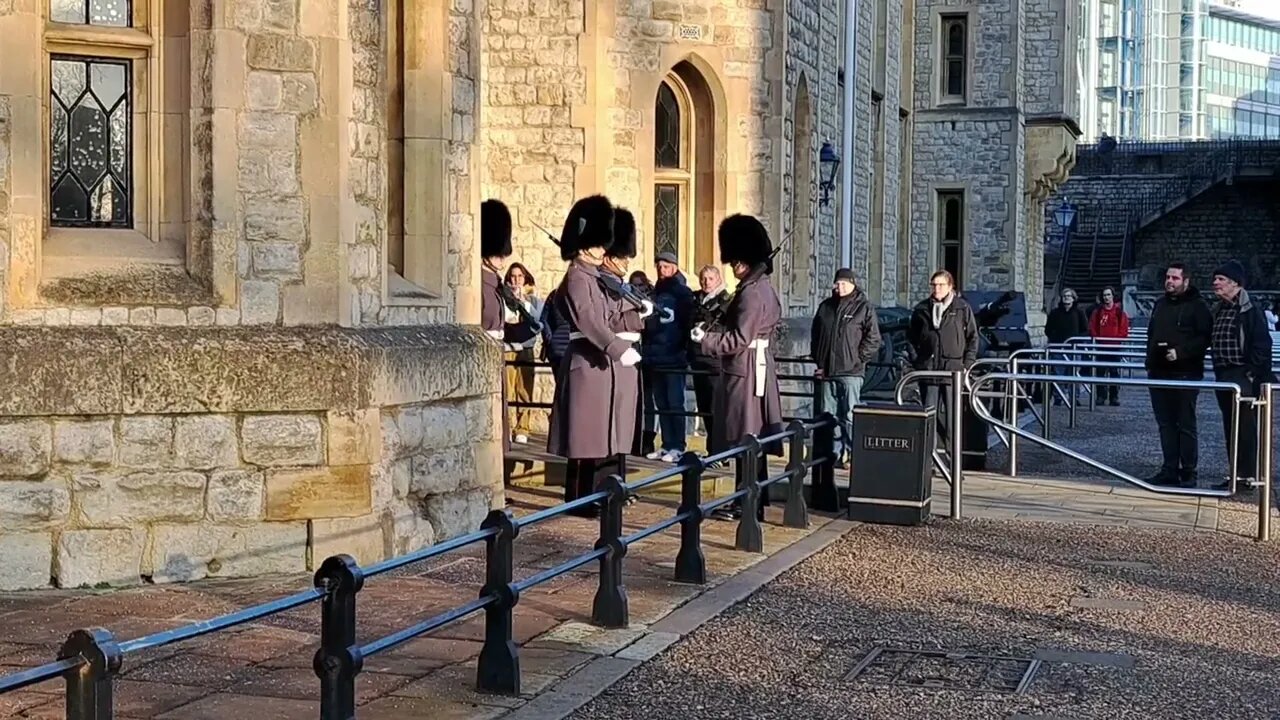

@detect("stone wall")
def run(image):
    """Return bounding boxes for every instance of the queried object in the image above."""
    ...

[0,326,502,591]
[1133,180,1280,291]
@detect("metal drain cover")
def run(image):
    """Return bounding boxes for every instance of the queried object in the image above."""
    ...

[844,647,1041,695]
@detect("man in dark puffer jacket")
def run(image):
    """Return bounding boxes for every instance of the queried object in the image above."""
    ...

[643,252,695,461]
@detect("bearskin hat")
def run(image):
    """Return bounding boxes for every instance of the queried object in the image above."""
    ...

[608,207,637,260]
[480,199,513,259]
[718,214,773,272]
[559,194,615,261]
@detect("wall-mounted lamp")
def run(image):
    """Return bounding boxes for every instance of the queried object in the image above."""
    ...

[818,141,841,207]
[1053,199,1077,229]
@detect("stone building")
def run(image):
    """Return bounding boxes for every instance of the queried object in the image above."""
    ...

[0,0,1079,589]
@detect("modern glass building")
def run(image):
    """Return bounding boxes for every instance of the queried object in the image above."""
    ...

[1077,0,1280,141]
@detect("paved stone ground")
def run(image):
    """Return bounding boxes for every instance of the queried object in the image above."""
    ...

[568,518,1280,720]
[0,487,827,719]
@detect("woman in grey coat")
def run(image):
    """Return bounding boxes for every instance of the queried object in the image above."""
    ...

[691,214,783,520]
[546,195,644,516]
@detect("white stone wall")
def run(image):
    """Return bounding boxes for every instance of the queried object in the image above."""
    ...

[0,395,501,591]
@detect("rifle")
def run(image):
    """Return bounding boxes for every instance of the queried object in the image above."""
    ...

[533,220,667,321]
[698,230,794,332]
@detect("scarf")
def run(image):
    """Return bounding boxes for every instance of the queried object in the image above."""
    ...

[931,293,954,329]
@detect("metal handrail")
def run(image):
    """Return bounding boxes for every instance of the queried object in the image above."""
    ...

[969,371,1244,499]
[893,369,965,519]
[0,413,842,719]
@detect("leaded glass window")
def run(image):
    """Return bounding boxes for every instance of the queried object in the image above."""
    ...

[654,184,680,259]
[655,82,681,169]
[51,0,131,26]
[942,15,968,101]
[938,191,965,287]
[50,56,132,227]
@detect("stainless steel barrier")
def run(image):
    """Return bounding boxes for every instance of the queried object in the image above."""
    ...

[1259,383,1273,542]
[894,369,964,520]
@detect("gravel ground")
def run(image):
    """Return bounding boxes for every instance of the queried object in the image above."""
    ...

[984,378,1277,488]
[569,519,1280,720]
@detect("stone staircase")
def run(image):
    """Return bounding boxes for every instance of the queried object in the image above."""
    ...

[1060,230,1125,302]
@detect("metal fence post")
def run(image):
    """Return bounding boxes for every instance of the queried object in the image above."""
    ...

[1068,352,1078,429]
[314,554,364,720]
[61,628,121,720]
[949,369,964,520]
[1258,384,1272,542]
[477,509,520,695]
[674,452,707,584]
[810,413,839,512]
[1008,358,1019,478]
[783,420,810,529]
[591,475,629,628]
[736,436,764,553]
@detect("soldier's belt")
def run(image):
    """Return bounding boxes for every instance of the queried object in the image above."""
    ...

[568,331,641,344]
[485,330,505,341]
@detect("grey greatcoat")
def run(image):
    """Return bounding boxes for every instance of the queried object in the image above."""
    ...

[699,269,784,455]
[605,279,646,451]
[547,261,635,459]
[481,266,510,454]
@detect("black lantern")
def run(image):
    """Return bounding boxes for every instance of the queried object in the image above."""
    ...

[1053,199,1077,229]
[818,141,840,207]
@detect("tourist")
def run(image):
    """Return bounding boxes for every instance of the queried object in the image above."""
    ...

[1088,286,1130,406]
[810,268,881,468]
[906,270,978,446]
[643,252,695,462]
[1208,260,1274,491]
[502,263,543,445]
[1145,263,1213,488]
[689,265,730,444]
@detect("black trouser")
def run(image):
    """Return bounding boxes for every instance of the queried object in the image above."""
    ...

[921,382,952,455]
[1148,385,1200,479]
[1214,365,1261,480]
[565,454,626,516]
[1095,366,1120,403]
[692,369,715,442]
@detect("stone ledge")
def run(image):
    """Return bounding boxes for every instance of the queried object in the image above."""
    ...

[0,325,501,416]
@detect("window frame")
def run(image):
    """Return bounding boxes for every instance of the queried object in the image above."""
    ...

[937,12,970,106]
[653,74,695,271]
[935,189,966,289]
[42,0,168,261]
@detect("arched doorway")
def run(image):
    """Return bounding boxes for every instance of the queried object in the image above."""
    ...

[652,61,717,273]
[790,76,814,306]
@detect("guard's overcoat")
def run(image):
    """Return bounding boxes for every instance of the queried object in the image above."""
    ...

[546,260,634,459]
[605,278,645,451]
[700,268,784,455]
[481,266,510,454]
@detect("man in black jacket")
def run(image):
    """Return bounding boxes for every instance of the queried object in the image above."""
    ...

[1145,263,1213,488]
[811,268,882,466]
[907,270,979,447]
[1209,259,1274,490]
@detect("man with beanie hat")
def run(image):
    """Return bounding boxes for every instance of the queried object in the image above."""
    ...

[1209,259,1274,491]
[810,268,881,467]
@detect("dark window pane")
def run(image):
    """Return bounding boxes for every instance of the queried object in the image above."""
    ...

[943,246,961,284]
[943,197,962,240]
[655,82,681,169]
[654,184,680,259]
[50,56,132,228]
[947,61,965,96]
[947,21,966,56]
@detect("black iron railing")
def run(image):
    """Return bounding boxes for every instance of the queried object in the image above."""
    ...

[0,415,839,719]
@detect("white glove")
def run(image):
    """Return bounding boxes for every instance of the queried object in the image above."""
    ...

[521,337,538,350]
[639,300,654,319]
[503,307,520,324]
[659,307,676,324]
[620,348,642,367]
[690,324,707,343]
[504,343,524,353]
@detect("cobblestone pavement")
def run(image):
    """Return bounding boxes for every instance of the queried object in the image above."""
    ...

[0,486,827,719]
[569,518,1280,720]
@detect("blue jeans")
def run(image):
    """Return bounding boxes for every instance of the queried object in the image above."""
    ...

[651,369,688,452]
[821,375,864,457]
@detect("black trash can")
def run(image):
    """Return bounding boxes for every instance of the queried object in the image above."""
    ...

[849,402,935,526]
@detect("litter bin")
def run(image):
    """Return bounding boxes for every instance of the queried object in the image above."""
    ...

[849,402,935,526]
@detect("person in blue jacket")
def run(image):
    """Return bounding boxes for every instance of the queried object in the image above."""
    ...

[643,252,695,462]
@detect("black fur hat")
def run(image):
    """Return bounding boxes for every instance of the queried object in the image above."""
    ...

[480,199,512,259]
[608,207,637,260]
[559,195,615,261]
[718,214,773,272]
